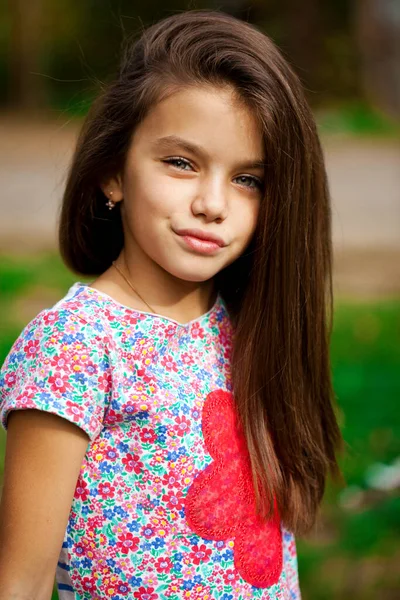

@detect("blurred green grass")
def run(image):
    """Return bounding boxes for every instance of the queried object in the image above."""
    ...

[316,102,400,139]
[0,252,399,599]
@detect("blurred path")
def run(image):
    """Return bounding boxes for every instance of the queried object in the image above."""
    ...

[0,116,78,249]
[0,116,399,298]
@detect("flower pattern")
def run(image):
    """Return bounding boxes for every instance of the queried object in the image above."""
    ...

[0,283,301,599]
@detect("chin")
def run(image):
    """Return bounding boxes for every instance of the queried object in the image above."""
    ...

[160,258,221,284]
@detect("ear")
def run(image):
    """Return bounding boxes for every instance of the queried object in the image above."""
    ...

[99,173,124,203]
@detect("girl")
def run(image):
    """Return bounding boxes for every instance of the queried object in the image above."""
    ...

[0,9,343,600]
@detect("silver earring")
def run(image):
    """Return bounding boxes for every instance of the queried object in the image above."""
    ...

[106,191,115,210]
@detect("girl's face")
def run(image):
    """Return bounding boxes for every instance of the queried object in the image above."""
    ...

[103,85,265,289]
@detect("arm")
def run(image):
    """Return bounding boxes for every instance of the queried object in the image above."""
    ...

[0,409,90,600]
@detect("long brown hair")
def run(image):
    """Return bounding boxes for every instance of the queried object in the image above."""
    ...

[59,9,344,536]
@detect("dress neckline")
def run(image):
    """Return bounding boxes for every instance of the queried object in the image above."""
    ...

[72,282,223,328]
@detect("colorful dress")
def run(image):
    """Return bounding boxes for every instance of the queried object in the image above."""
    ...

[0,283,301,599]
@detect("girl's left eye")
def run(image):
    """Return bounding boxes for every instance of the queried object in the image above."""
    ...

[163,157,263,191]
[235,175,264,191]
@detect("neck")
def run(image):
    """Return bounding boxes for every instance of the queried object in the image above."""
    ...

[118,248,217,321]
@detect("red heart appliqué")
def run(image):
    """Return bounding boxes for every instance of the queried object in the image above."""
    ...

[184,389,283,588]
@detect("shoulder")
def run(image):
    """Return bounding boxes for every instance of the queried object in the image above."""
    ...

[1,284,111,371]
[38,281,120,338]
[49,282,111,334]
[0,284,114,440]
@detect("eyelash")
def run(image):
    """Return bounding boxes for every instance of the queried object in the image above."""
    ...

[162,157,264,191]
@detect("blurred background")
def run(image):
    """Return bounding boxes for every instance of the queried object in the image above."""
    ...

[0,1,399,599]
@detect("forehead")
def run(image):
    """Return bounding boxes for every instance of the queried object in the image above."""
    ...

[131,85,265,163]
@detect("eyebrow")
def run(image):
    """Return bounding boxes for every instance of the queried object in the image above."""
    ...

[152,135,266,171]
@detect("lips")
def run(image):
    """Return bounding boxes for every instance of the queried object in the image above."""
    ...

[174,228,226,247]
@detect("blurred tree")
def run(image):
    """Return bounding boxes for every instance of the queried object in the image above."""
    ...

[283,0,324,93]
[9,0,46,110]
[4,0,396,118]
[354,0,400,119]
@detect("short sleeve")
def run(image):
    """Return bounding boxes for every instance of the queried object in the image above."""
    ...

[0,308,112,441]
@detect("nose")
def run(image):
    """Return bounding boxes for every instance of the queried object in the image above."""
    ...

[191,173,228,221]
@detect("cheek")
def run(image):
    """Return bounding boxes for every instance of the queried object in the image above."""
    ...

[121,183,164,229]
[123,169,186,221]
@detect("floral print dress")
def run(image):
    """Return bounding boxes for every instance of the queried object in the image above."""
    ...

[0,283,301,599]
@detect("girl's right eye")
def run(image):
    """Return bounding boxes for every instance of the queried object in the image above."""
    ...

[162,157,193,171]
